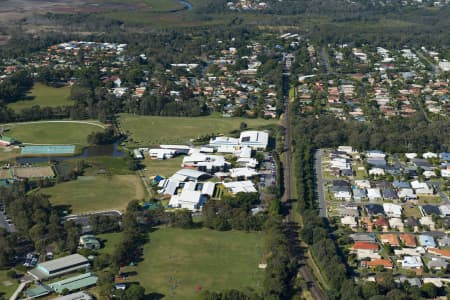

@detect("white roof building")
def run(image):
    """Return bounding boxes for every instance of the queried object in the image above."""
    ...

[420,216,436,230]
[229,168,258,179]
[223,181,257,194]
[398,188,417,199]
[158,179,180,196]
[331,158,351,170]
[423,170,437,178]
[383,203,402,218]
[439,205,450,217]
[160,145,191,152]
[169,190,206,211]
[170,169,209,182]
[333,190,352,201]
[405,153,418,159]
[423,152,438,159]
[394,247,425,257]
[441,169,450,178]
[209,136,240,148]
[411,180,433,195]
[366,150,386,158]
[400,256,423,269]
[355,180,371,189]
[337,146,356,154]
[239,131,269,150]
[149,148,177,160]
[182,153,229,172]
[217,145,238,153]
[389,218,404,231]
[369,168,385,176]
[341,216,357,228]
[367,188,382,201]
[201,182,216,197]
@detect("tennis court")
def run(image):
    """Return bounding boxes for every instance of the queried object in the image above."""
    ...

[21,145,76,155]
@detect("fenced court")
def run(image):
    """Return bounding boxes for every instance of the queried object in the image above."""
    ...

[21,145,76,155]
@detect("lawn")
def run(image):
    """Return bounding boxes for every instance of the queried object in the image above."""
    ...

[142,156,183,177]
[83,157,136,176]
[7,121,104,146]
[118,114,278,147]
[8,83,71,112]
[0,269,18,299]
[403,205,422,218]
[418,195,442,205]
[97,232,123,255]
[0,147,20,162]
[136,228,264,299]
[40,175,145,213]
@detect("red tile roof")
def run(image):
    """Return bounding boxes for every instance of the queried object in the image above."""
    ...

[400,234,417,247]
[428,248,450,259]
[351,241,378,251]
[362,259,393,269]
[380,234,400,246]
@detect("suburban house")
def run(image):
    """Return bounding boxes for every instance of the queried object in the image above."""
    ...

[367,188,382,201]
[380,234,400,247]
[411,180,434,195]
[419,235,436,248]
[79,235,101,250]
[341,216,358,228]
[332,180,352,201]
[361,259,393,269]
[350,241,380,260]
[427,257,448,270]
[365,204,385,216]
[352,187,367,202]
[383,203,402,218]
[400,234,417,247]
[400,256,423,270]
[428,248,450,260]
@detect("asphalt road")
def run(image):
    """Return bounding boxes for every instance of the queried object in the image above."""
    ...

[315,149,327,218]
[0,209,16,233]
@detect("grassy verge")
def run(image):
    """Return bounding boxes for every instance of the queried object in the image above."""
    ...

[136,228,264,299]
[0,269,19,299]
[141,156,183,178]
